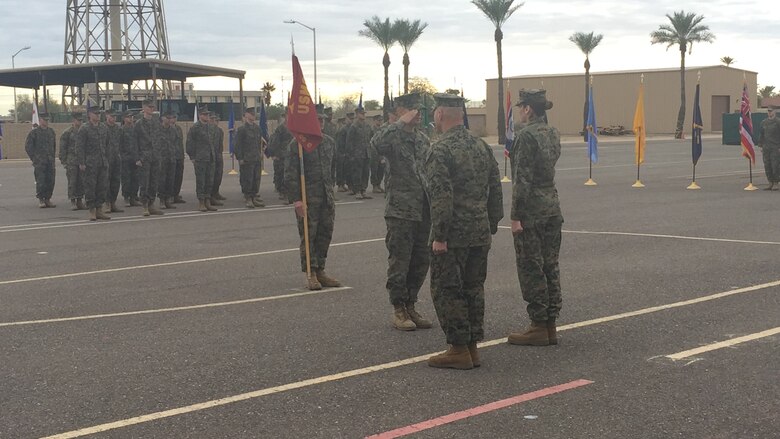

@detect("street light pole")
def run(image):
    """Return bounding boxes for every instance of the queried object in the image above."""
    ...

[11,46,31,123]
[284,20,317,104]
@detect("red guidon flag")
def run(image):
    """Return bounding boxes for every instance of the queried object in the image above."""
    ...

[287,55,322,152]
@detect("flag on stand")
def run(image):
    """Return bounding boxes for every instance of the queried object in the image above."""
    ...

[504,89,513,158]
[692,83,703,165]
[260,100,270,158]
[587,85,598,164]
[357,92,364,112]
[633,82,646,165]
[32,101,40,127]
[228,102,235,155]
[194,104,198,122]
[0,121,4,160]
[739,82,755,164]
[286,54,322,152]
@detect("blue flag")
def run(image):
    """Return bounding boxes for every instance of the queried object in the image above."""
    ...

[586,85,598,164]
[0,121,4,160]
[692,83,703,165]
[259,101,269,142]
[228,103,235,155]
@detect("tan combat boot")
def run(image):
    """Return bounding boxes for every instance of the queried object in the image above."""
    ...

[214,193,227,201]
[508,321,550,346]
[428,345,474,370]
[124,197,132,207]
[76,198,87,210]
[307,274,322,291]
[209,197,224,206]
[44,199,56,208]
[147,200,164,215]
[89,208,97,221]
[547,318,558,345]
[252,197,265,208]
[110,202,124,213]
[405,303,432,329]
[316,270,342,288]
[95,206,111,220]
[71,199,78,211]
[392,305,416,331]
[142,201,151,217]
[245,196,255,208]
[38,198,47,208]
[204,198,218,211]
[162,197,176,209]
[174,195,186,203]
[198,199,208,212]
[468,342,481,368]
[130,197,143,207]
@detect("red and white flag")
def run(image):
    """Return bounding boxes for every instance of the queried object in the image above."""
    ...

[31,101,40,127]
[739,82,755,164]
[287,55,322,152]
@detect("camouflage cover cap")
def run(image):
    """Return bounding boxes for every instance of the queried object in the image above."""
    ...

[324,106,333,115]
[337,117,346,122]
[346,112,355,118]
[244,107,256,115]
[87,106,102,114]
[71,112,84,120]
[355,107,366,114]
[121,110,136,119]
[39,112,51,119]
[394,92,423,109]
[433,93,464,108]
[517,89,554,110]
[198,106,211,115]
[162,110,176,117]
[104,109,116,116]
[372,114,383,120]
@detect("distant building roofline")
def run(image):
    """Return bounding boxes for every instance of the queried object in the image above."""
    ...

[488,65,758,82]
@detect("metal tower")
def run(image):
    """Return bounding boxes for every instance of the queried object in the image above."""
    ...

[62,0,172,108]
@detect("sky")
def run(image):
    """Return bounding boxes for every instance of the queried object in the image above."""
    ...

[0,0,777,113]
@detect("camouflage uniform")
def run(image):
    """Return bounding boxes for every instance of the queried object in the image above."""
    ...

[285,136,336,272]
[105,122,122,204]
[135,115,162,203]
[120,121,140,200]
[511,116,564,323]
[369,121,386,190]
[323,118,338,181]
[235,121,263,197]
[345,118,372,193]
[75,121,109,209]
[59,125,85,200]
[758,114,780,185]
[25,125,57,201]
[172,123,185,199]
[372,121,431,306]
[335,120,352,187]
[425,125,503,346]
[158,123,178,199]
[211,123,225,199]
[186,121,215,200]
[268,122,292,196]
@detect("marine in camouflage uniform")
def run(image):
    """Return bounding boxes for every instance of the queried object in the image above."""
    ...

[334,115,352,191]
[506,89,564,347]
[171,114,186,203]
[120,111,142,206]
[322,107,338,184]
[59,113,86,210]
[234,107,265,208]
[369,114,387,193]
[24,113,57,208]
[104,110,124,213]
[209,114,226,204]
[268,118,292,200]
[425,93,503,370]
[158,111,178,209]
[758,107,780,190]
[284,109,341,291]
[371,93,432,331]
[75,107,110,220]
[345,108,373,199]
[186,107,217,212]
[134,100,164,216]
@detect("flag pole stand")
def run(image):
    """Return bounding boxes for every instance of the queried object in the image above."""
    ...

[297,141,313,279]
[228,155,238,175]
[632,164,645,188]
[501,156,511,183]
[584,161,597,186]
[687,164,701,190]
[744,160,758,191]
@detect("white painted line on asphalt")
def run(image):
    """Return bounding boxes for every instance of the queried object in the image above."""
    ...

[40,280,779,439]
[0,237,385,286]
[0,201,364,233]
[0,287,353,328]
[666,327,780,360]
[498,226,780,246]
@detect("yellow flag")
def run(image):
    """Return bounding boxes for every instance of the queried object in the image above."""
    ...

[633,82,646,165]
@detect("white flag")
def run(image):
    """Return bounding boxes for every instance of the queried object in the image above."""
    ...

[194,105,198,122]
[31,101,39,127]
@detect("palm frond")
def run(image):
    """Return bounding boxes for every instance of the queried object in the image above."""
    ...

[471,0,524,28]
[359,16,397,51]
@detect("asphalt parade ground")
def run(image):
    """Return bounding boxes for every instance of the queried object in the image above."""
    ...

[1,136,778,438]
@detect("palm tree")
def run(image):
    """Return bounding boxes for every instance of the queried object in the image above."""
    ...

[393,19,428,94]
[472,0,524,144]
[261,82,276,106]
[651,11,715,138]
[569,31,604,141]
[758,85,776,107]
[359,16,397,118]
[720,56,735,66]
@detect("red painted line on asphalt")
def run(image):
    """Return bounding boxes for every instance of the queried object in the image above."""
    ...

[365,379,594,439]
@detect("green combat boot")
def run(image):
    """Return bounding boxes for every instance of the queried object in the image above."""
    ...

[428,345,474,370]
[315,270,342,288]
[468,342,481,368]
[508,321,550,346]
[392,305,416,331]
[405,303,432,329]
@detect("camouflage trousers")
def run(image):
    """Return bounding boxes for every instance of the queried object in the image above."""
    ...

[513,215,563,322]
[211,155,224,197]
[65,162,84,200]
[430,245,490,346]
[83,163,108,209]
[295,200,335,272]
[335,154,347,187]
[173,159,184,197]
[239,161,261,196]
[370,154,386,187]
[138,158,160,203]
[121,160,139,199]
[273,158,285,195]
[106,157,121,203]
[33,162,56,200]
[193,160,215,200]
[762,147,780,184]
[349,157,369,192]
[158,156,176,198]
[385,217,431,305]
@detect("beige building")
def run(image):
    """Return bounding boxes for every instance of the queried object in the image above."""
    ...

[486,65,758,136]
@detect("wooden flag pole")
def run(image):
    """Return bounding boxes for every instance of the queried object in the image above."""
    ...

[297,141,313,278]
[501,156,511,183]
